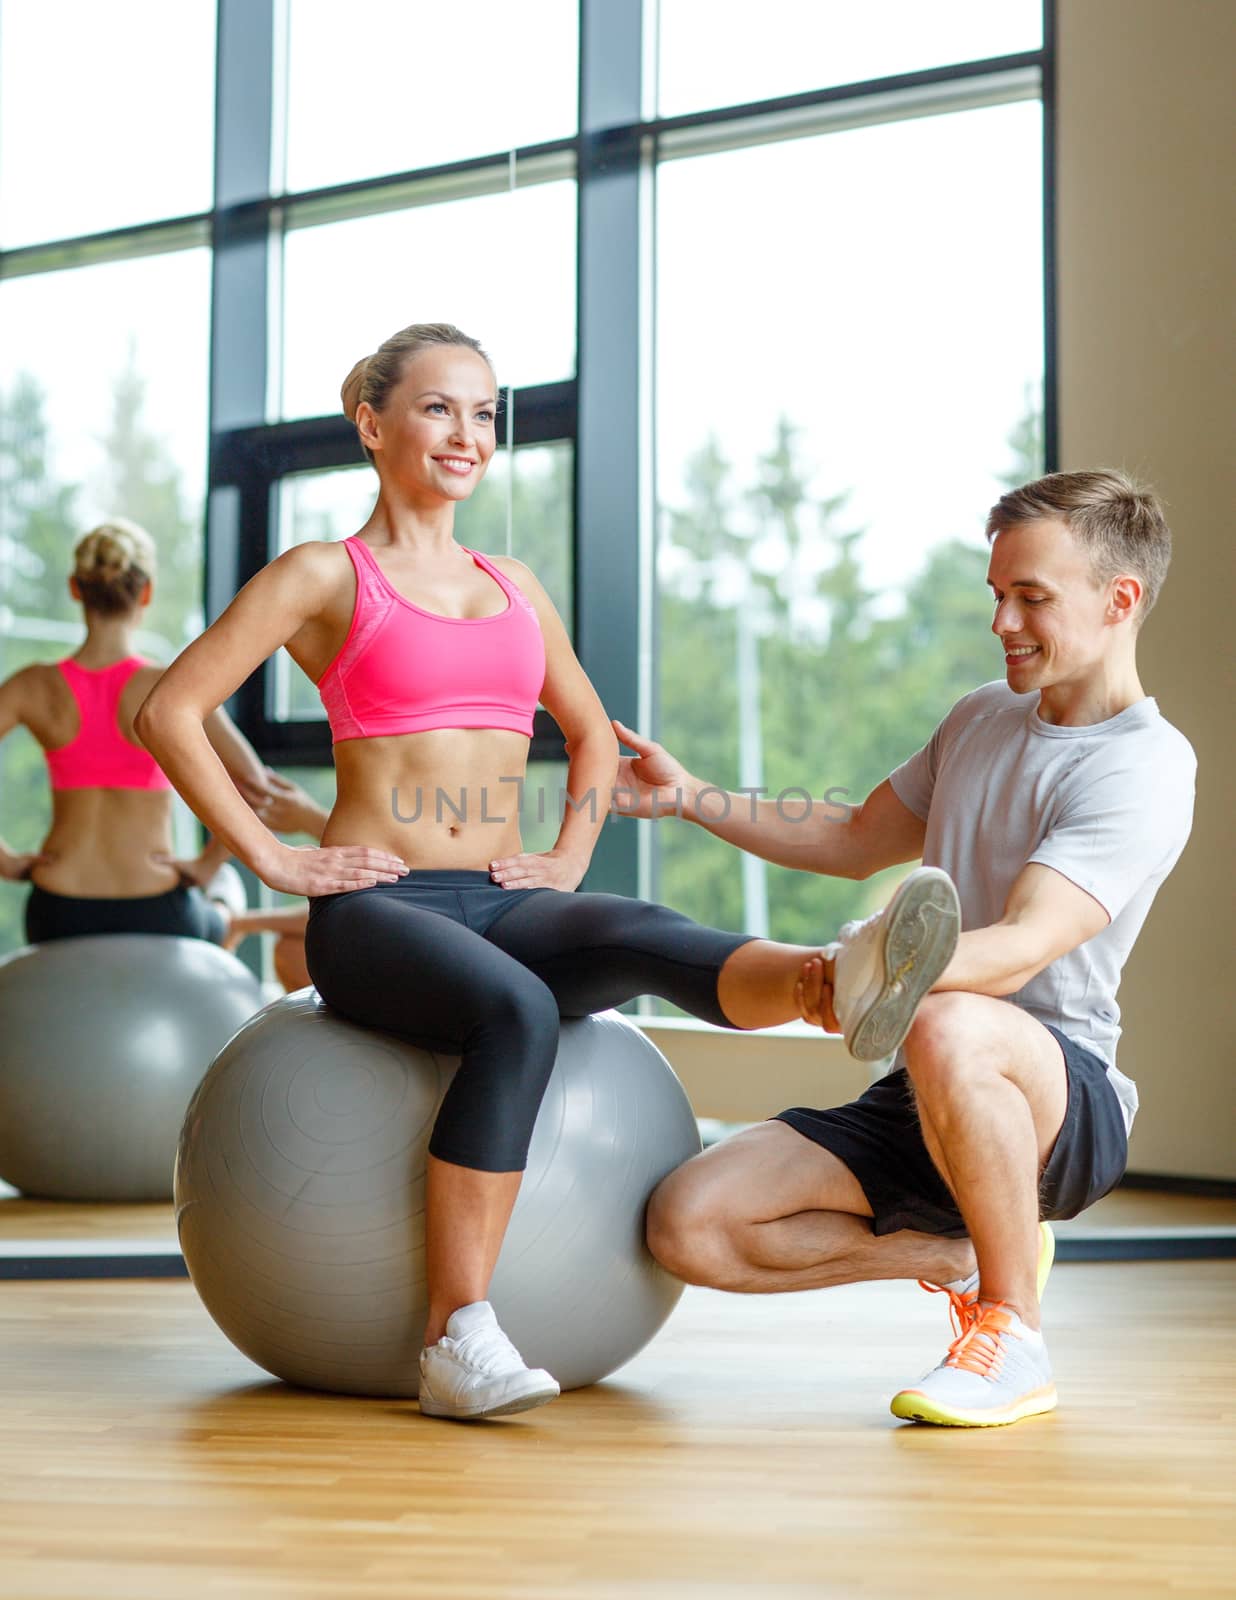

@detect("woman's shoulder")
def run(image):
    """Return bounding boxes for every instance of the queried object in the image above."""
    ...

[274,537,354,574]
[5,660,57,686]
[483,552,543,594]
[259,537,355,600]
[3,660,62,706]
[480,550,525,574]
[483,553,557,622]
[0,662,67,740]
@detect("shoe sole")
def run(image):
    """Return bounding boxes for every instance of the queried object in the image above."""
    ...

[889,1382,1058,1428]
[419,1381,561,1421]
[847,869,961,1062]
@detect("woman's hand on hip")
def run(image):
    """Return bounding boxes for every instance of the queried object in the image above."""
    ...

[258,844,409,897]
[0,848,53,883]
[489,847,586,892]
[151,851,217,889]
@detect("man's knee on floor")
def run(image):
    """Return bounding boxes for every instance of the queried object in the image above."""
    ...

[645,1165,745,1287]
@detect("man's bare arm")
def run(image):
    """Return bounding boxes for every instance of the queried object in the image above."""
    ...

[689,777,925,881]
[796,861,1110,1032]
[934,862,1109,997]
[613,719,925,880]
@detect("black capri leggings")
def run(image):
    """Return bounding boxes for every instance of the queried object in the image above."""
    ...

[305,870,755,1172]
[25,882,227,945]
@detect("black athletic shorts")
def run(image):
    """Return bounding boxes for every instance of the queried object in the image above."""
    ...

[774,1025,1129,1238]
[24,882,227,946]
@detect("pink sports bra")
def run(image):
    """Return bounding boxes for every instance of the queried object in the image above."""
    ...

[44,657,172,792]
[317,538,546,743]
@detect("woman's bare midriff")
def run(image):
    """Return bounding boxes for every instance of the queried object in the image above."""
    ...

[31,789,181,898]
[326,727,533,870]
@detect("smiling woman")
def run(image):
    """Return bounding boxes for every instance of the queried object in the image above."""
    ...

[340,323,499,475]
[133,317,929,1422]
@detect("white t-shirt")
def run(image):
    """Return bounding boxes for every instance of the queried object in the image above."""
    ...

[889,681,1196,1132]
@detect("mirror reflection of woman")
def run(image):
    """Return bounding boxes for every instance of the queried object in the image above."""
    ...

[0,520,313,967]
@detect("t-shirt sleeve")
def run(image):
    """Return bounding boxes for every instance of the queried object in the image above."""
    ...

[1028,746,1196,921]
[888,686,995,819]
[888,728,939,820]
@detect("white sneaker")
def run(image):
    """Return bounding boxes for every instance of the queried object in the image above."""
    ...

[827,866,961,1061]
[418,1302,560,1421]
[890,1302,1058,1427]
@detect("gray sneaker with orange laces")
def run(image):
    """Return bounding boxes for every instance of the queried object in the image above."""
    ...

[890,1302,1057,1427]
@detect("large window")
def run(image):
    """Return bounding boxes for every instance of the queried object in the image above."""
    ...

[283,0,579,192]
[0,0,1050,965]
[280,177,577,419]
[0,0,216,248]
[0,250,212,648]
[656,0,1041,114]
[651,97,1045,950]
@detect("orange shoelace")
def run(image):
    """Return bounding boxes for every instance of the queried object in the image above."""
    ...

[943,1302,1015,1378]
[917,1278,980,1341]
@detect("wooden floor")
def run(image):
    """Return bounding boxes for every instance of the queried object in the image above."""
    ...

[1,1262,1233,1599]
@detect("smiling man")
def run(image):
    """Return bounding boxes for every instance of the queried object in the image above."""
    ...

[615,469,1197,1427]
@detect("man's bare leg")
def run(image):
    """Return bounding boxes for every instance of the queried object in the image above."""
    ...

[648,1121,975,1293]
[902,992,1068,1329]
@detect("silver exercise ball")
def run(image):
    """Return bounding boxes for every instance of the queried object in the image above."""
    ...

[0,935,264,1201]
[175,995,700,1396]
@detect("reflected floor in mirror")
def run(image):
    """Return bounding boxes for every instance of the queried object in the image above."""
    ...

[0,1180,177,1244]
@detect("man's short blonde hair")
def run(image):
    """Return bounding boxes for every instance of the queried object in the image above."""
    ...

[986,470,1171,621]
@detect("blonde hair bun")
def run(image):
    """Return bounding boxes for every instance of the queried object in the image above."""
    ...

[71,519,157,616]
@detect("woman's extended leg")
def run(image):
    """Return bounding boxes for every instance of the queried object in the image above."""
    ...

[485,890,824,1028]
[715,938,830,1029]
